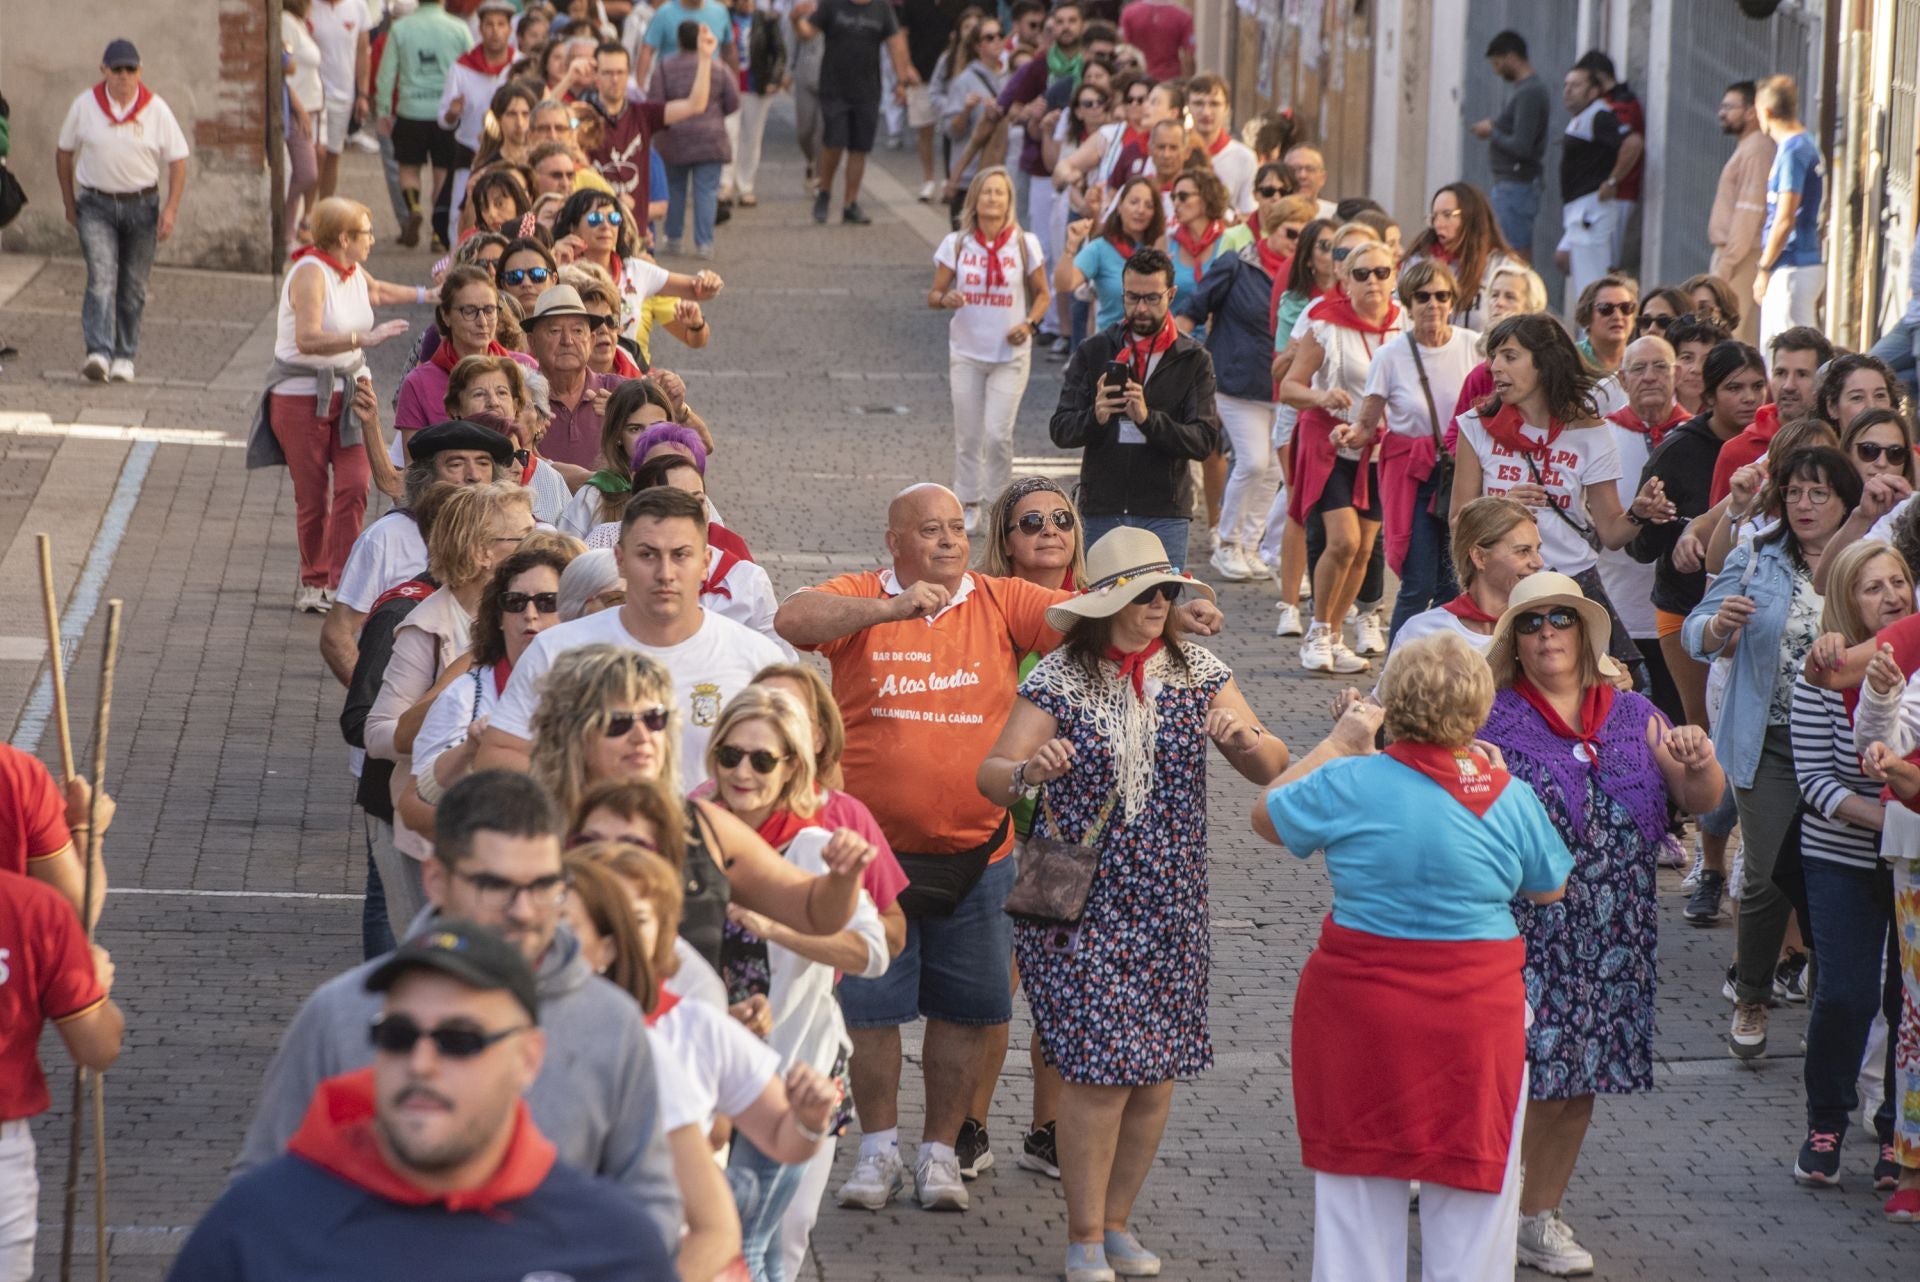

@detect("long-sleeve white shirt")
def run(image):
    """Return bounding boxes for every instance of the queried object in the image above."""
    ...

[1851,672,1920,861]
[767,826,888,1076]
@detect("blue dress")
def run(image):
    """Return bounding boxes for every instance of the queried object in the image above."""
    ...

[1013,645,1230,1085]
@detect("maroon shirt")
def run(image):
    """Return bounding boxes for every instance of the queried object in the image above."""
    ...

[589,97,669,218]
[541,370,627,469]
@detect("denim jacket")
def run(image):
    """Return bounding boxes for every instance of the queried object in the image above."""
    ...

[1682,536,1799,788]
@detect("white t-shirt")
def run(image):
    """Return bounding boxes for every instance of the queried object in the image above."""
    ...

[648,1025,705,1134]
[665,936,728,1009]
[1203,137,1258,214]
[335,510,429,612]
[58,87,191,196]
[284,13,326,112]
[558,485,609,539]
[1364,328,1480,444]
[309,0,367,104]
[412,662,501,785]
[273,258,375,396]
[1305,309,1404,459]
[1388,605,1496,657]
[1456,410,1621,577]
[491,606,787,783]
[652,991,782,1135]
[523,458,572,525]
[934,229,1046,365]
[1868,494,1915,546]
[1596,423,1658,639]
[616,256,673,339]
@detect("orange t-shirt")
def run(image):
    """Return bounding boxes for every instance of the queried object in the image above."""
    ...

[802,572,1065,861]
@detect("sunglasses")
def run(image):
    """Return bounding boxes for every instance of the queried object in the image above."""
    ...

[1276,226,1300,241]
[369,1012,528,1059]
[1013,508,1076,534]
[1133,582,1183,605]
[716,744,790,774]
[1349,265,1393,282]
[1638,312,1674,330]
[979,28,1004,39]
[503,267,552,286]
[1076,97,1104,109]
[1855,441,1912,466]
[584,209,623,227]
[603,707,670,736]
[109,65,139,74]
[1514,607,1579,636]
[1124,92,1151,104]
[1412,289,1454,305]
[1591,301,1633,318]
[500,590,559,614]
[1255,185,1288,199]
[1172,189,1200,203]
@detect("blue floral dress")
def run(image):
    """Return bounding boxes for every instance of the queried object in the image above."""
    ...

[1013,644,1231,1086]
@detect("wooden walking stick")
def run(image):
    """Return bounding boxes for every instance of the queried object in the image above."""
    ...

[35,534,77,779]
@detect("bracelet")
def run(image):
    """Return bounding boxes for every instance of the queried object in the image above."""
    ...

[1010,759,1038,801]
[415,286,427,305]
[794,1118,827,1145]
[351,331,361,350]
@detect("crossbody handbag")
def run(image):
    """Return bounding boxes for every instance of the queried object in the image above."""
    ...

[1405,336,1453,519]
[1002,786,1121,926]
[1522,445,1604,553]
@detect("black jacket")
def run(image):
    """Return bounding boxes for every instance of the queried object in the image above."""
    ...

[1050,326,1219,519]
[1627,413,1729,614]
[747,12,787,93]
[341,577,436,821]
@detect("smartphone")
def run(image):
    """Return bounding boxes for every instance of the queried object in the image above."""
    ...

[1102,360,1132,394]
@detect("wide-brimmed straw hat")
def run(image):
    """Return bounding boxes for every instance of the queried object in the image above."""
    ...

[1487,571,1622,684]
[1044,527,1213,631]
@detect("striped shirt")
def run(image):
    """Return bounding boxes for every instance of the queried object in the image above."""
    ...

[1789,678,1882,869]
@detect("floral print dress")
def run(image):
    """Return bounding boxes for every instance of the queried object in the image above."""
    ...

[1013,644,1231,1086]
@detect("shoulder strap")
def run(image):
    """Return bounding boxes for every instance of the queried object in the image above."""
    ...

[1040,784,1122,846]
[1405,336,1444,449]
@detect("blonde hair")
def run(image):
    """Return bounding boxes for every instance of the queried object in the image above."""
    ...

[1341,237,1396,278]
[957,166,1024,242]
[977,477,1090,588]
[529,645,682,818]
[752,663,846,789]
[520,529,586,560]
[1451,496,1536,589]
[705,687,820,820]
[1261,193,1320,236]
[1329,220,1383,253]
[1379,631,1494,749]
[1820,540,1913,643]
[427,483,530,588]
[309,197,371,254]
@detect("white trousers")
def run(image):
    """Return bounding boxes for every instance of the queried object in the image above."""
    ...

[725,93,776,199]
[1027,174,1058,272]
[0,1120,36,1282]
[1760,263,1824,357]
[779,1134,838,1282]
[1218,393,1280,551]
[1310,1071,1527,1282]
[1260,404,1294,563]
[950,349,1032,507]
[1557,194,1618,317]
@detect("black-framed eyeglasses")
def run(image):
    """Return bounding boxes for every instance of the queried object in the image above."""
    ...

[1412,289,1454,305]
[716,744,790,774]
[1591,301,1633,318]
[450,867,571,910]
[1350,265,1393,282]
[1638,312,1675,330]
[1133,582,1183,605]
[1855,441,1912,466]
[603,707,670,737]
[1012,508,1076,534]
[1122,289,1168,305]
[504,267,552,286]
[1255,184,1288,199]
[1514,607,1579,636]
[455,303,500,323]
[369,1012,530,1059]
[500,590,560,614]
[585,209,623,227]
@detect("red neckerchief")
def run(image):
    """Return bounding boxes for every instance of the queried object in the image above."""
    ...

[1307,291,1401,336]
[1478,401,1563,458]
[1202,130,1230,157]
[702,545,743,600]
[1102,637,1164,701]
[492,658,513,697]
[1256,242,1291,336]
[1381,741,1510,818]
[430,336,511,372]
[610,346,644,379]
[519,453,539,485]
[974,226,1014,291]
[645,984,682,1028]
[1172,220,1225,281]
[290,244,358,281]
[1606,402,1687,449]
[606,255,625,290]
[93,81,153,126]
[710,521,755,564]
[1750,402,1782,442]
[1105,233,1137,261]
[1122,316,1177,384]
[1512,675,1615,763]
[1440,592,1502,625]
[755,808,813,851]
[456,44,515,75]
[287,1068,555,1213]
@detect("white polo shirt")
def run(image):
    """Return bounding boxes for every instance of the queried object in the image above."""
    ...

[310,0,368,105]
[56,87,190,195]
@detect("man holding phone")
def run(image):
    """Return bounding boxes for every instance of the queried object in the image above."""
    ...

[1049,246,1220,570]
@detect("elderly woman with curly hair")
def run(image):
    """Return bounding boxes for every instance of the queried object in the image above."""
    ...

[1259,629,1573,1282]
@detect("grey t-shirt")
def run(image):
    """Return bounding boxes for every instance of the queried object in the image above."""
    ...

[1489,73,1550,182]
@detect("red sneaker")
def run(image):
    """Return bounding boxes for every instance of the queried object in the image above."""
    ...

[1885,1188,1920,1222]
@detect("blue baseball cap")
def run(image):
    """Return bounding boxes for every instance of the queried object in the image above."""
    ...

[103,40,141,69]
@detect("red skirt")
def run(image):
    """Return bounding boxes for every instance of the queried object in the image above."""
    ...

[1286,406,1373,525]
[1291,915,1527,1193]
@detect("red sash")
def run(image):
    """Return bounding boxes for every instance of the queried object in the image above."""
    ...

[1440,592,1502,626]
[92,81,153,126]
[1381,741,1510,817]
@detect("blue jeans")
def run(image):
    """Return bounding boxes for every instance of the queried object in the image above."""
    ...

[375,130,411,231]
[840,853,1016,1027]
[1871,315,1920,402]
[1489,178,1543,253]
[1803,858,1902,1138]
[665,160,723,248]
[1080,514,1190,575]
[728,1132,809,1282]
[75,188,158,360]
[361,811,396,961]
[1387,472,1457,641]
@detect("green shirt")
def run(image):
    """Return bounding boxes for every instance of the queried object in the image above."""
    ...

[376,2,473,123]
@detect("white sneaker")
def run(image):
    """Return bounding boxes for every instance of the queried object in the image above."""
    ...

[1209,543,1256,582]
[914,1150,968,1210]
[836,1148,905,1210]
[107,358,135,382]
[1326,640,1370,674]
[1515,1209,1595,1275]
[293,585,328,614]
[1300,627,1340,672]
[1354,610,1387,656]
[346,130,380,153]
[1274,603,1304,637]
[918,179,938,202]
[82,353,110,381]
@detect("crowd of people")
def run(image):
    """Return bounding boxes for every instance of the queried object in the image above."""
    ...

[11,6,1920,1282]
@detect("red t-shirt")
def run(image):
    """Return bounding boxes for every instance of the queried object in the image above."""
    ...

[1606,87,1645,200]
[1119,1,1193,81]
[589,99,669,223]
[1707,404,1781,506]
[0,744,73,878]
[0,871,106,1120]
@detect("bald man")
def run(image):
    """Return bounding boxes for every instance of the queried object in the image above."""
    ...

[1285,144,1335,220]
[775,483,1220,1212]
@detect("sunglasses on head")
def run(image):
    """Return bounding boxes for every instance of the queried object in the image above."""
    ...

[1638,312,1675,330]
[500,590,559,614]
[1412,289,1454,305]
[1855,441,1912,465]
[1349,265,1393,282]
[584,209,623,227]
[1012,508,1075,534]
[369,1012,527,1059]
[1133,582,1183,605]
[1514,607,1579,636]
[603,707,670,737]
[503,267,552,286]
[1591,301,1633,318]
[716,744,790,774]
[1255,184,1288,199]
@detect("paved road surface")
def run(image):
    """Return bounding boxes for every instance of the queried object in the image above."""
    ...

[2,109,1909,1280]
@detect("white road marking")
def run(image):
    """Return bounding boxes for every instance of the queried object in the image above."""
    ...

[110,888,363,901]
[0,415,242,448]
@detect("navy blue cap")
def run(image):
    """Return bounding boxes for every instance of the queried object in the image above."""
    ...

[103,40,141,69]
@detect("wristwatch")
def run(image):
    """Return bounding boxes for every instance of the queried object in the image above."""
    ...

[1010,760,1040,800]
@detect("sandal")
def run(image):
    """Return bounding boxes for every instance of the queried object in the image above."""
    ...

[738,194,757,207]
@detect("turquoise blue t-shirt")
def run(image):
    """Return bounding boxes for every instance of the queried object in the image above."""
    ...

[644,0,735,60]
[1073,238,1133,331]
[1765,131,1824,269]
[1265,754,1572,942]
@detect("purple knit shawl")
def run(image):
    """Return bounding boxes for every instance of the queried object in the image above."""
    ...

[1482,687,1673,849]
